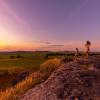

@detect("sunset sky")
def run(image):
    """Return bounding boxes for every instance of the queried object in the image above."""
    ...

[0,0,100,51]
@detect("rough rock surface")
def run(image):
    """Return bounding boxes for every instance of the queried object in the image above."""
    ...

[21,56,100,100]
[12,71,29,86]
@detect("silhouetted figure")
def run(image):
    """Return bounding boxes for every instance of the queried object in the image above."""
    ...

[85,41,91,58]
[75,48,79,60]
[75,48,79,56]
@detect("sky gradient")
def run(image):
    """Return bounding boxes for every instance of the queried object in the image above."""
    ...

[0,0,100,51]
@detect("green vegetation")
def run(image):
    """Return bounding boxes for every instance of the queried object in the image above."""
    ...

[0,58,61,100]
[0,52,47,71]
[0,51,99,91]
[0,51,48,90]
[0,51,76,72]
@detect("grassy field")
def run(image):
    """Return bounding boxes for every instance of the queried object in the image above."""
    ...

[0,51,73,90]
[0,58,62,100]
[0,51,48,90]
[0,52,46,71]
[0,51,99,91]
[0,51,75,71]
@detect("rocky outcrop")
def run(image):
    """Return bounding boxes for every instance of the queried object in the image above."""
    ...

[21,57,100,100]
[12,71,29,86]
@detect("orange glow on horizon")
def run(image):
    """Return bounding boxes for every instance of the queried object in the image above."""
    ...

[0,40,100,51]
[0,27,100,52]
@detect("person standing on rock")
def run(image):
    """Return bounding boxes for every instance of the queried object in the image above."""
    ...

[75,48,79,60]
[85,41,91,58]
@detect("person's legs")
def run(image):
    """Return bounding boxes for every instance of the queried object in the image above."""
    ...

[85,51,89,58]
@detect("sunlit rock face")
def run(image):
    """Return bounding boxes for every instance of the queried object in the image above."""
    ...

[21,57,100,100]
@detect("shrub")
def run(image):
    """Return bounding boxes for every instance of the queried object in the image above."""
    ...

[10,56,15,59]
[16,55,21,59]
[0,70,9,77]
[4,70,9,76]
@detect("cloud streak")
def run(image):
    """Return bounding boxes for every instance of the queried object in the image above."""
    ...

[0,0,32,34]
[33,41,51,44]
[47,45,64,48]
[36,44,65,51]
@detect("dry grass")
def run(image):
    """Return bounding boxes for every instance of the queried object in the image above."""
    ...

[41,58,61,71]
[0,58,61,100]
[0,72,43,100]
